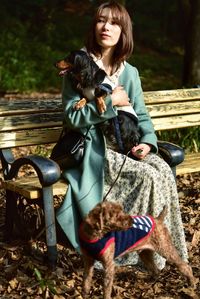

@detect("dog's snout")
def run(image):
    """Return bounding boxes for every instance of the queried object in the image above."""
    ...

[55,59,72,70]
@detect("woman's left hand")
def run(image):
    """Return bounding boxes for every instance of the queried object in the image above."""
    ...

[131,143,152,159]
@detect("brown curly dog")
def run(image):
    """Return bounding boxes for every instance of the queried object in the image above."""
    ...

[79,201,195,299]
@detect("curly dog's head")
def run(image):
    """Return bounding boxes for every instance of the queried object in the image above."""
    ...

[83,201,132,237]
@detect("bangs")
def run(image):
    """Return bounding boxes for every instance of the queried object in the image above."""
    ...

[96,4,126,28]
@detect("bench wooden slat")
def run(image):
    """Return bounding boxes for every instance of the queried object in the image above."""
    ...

[0,113,63,132]
[147,100,200,117]
[0,97,62,116]
[1,177,67,199]
[144,88,200,104]
[152,113,200,130]
[176,153,200,175]
[0,128,62,148]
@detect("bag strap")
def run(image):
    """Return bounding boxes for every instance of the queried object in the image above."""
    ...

[84,125,91,138]
[67,126,92,155]
[61,125,91,139]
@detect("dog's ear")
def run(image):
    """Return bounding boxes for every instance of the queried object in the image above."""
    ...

[84,216,94,229]
[94,69,107,84]
[101,202,133,230]
[84,203,103,230]
[101,202,123,224]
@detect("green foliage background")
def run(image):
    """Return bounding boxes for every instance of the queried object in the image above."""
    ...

[0,0,185,92]
[0,0,199,153]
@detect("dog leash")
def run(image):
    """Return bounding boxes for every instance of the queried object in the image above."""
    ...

[103,150,131,202]
[103,116,131,201]
[112,116,124,153]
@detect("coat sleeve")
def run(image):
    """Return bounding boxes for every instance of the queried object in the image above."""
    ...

[119,65,158,153]
[61,75,117,131]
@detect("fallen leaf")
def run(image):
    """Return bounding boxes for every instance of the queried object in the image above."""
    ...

[181,287,200,299]
[9,278,18,289]
[191,230,200,247]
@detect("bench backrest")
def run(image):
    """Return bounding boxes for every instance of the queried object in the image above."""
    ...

[145,88,200,130]
[0,88,200,149]
[0,95,63,148]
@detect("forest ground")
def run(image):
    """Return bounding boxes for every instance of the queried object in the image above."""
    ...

[0,149,199,298]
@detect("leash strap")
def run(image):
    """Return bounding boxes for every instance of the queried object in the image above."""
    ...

[112,117,124,153]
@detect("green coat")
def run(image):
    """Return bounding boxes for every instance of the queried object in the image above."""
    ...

[56,62,157,251]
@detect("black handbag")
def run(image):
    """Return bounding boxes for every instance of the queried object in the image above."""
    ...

[50,127,90,169]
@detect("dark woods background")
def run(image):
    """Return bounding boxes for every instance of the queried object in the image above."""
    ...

[0,0,200,93]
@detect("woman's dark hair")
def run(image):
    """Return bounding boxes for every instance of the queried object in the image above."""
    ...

[85,1,133,66]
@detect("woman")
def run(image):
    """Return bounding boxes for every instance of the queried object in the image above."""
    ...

[56,1,188,269]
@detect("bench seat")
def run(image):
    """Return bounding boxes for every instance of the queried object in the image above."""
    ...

[176,152,200,175]
[1,152,199,201]
[1,177,68,199]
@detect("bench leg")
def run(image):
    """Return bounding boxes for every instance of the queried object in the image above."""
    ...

[42,186,57,269]
[4,190,18,241]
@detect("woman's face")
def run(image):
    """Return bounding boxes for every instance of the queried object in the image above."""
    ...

[95,8,122,51]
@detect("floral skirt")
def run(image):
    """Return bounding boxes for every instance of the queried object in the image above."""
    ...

[103,149,188,269]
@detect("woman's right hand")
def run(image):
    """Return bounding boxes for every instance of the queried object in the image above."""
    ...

[111,86,130,107]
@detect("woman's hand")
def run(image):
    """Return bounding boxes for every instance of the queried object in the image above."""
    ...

[111,86,130,107]
[131,143,152,159]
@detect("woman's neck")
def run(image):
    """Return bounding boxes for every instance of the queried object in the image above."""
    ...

[101,48,115,76]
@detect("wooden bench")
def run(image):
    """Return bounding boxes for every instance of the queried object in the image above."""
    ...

[0,88,200,268]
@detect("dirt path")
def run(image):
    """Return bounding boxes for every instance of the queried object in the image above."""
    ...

[0,168,199,298]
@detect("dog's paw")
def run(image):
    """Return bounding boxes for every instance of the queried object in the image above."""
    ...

[188,275,198,288]
[74,98,87,110]
[96,97,107,114]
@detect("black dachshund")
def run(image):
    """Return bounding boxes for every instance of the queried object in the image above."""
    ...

[55,50,112,114]
[55,50,140,153]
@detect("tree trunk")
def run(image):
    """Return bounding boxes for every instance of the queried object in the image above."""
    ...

[183,0,200,86]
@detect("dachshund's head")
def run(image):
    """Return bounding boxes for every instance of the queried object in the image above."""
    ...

[55,50,89,76]
[83,201,132,238]
[55,50,107,89]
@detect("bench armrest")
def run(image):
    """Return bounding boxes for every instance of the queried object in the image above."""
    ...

[6,155,61,186]
[157,141,184,167]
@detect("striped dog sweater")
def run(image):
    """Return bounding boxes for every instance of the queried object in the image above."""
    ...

[79,215,155,258]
